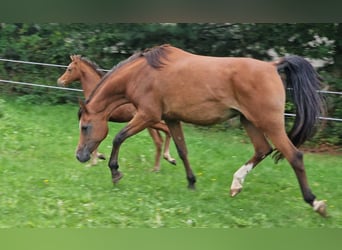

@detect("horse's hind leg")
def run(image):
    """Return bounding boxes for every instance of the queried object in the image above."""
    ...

[162,131,176,165]
[150,122,176,165]
[88,147,106,167]
[230,116,273,196]
[147,128,163,172]
[90,151,98,166]
[165,120,196,189]
[265,126,327,217]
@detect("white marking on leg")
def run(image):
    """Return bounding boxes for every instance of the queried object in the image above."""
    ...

[313,199,327,217]
[230,163,254,196]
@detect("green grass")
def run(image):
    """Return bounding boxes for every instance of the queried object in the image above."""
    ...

[0,96,341,228]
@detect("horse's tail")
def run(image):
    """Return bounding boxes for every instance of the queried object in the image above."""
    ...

[273,55,326,162]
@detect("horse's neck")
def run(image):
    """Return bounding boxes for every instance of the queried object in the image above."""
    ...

[88,92,129,117]
[87,72,130,115]
[79,65,102,99]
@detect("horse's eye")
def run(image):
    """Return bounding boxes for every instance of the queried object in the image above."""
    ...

[67,68,72,72]
[81,124,91,134]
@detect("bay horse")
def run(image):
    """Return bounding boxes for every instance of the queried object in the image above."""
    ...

[57,55,175,170]
[76,44,326,216]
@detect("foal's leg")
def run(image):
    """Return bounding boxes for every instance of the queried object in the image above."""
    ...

[162,131,175,164]
[96,151,106,160]
[264,126,327,217]
[87,149,106,167]
[147,128,163,172]
[150,122,176,165]
[165,120,196,189]
[90,150,98,166]
[108,113,153,184]
[89,148,105,166]
[230,116,273,196]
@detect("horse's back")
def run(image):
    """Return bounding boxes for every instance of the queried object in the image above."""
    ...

[154,51,284,104]
[132,47,285,125]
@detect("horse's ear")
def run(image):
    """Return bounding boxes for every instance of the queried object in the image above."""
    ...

[71,55,77,60]
[71,55,81,62]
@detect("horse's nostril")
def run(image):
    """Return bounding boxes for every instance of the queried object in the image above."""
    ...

[76,151,90,163]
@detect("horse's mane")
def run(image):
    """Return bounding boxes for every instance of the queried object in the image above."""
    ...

[109,44,170,72]
[77,56,106,77]
[142,44,170,68]
[84,44,171,104]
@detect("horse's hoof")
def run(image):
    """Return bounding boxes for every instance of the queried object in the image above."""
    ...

[313,200,327,217]
[164,156,176,165]
[97,154,106,160]
[112,172,123,184]
[169,159,177,165]
[230,188,242,197]
[151,167,160,172]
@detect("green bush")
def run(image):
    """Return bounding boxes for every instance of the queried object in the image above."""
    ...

[0,98,5,118]
[1,23,341,145]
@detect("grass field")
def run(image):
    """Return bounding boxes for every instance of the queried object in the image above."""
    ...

[0,96,341,228]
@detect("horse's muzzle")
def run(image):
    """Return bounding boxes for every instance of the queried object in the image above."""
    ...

[76,150,91,163]
[57,78,65,87]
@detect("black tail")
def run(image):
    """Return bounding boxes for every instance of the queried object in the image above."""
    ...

[274,56,325,161]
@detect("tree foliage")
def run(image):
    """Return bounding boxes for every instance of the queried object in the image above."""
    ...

[0,23,341,145]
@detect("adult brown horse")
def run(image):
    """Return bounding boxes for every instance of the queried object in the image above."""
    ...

[77,44,326,216]
[57,55,175,170]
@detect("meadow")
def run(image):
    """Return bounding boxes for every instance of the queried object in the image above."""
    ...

[0,96,341,228]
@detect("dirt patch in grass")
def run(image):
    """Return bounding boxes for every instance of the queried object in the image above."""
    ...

[302,143,342,155]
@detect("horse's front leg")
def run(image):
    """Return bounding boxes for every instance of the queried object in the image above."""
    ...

[108,113,153,184]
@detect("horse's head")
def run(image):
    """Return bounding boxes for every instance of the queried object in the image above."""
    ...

[57,55,82,87]
[76,100,109,163]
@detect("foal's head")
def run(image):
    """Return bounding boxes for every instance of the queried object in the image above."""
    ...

[57,55,83,87]
[76,101,109,163]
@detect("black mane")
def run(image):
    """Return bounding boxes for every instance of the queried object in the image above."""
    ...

[109,44,170,72]
[142,44,170,68]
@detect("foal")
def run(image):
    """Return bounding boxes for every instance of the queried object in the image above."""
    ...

[57,55,175,170]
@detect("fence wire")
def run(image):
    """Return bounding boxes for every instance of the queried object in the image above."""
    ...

[0,79,83,92]
[1,58,342,122]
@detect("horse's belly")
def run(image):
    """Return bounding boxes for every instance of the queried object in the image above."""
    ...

[163,104,238,125]
[185,110,238,125]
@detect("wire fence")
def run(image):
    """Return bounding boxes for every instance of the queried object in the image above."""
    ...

[1,58,342,122]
